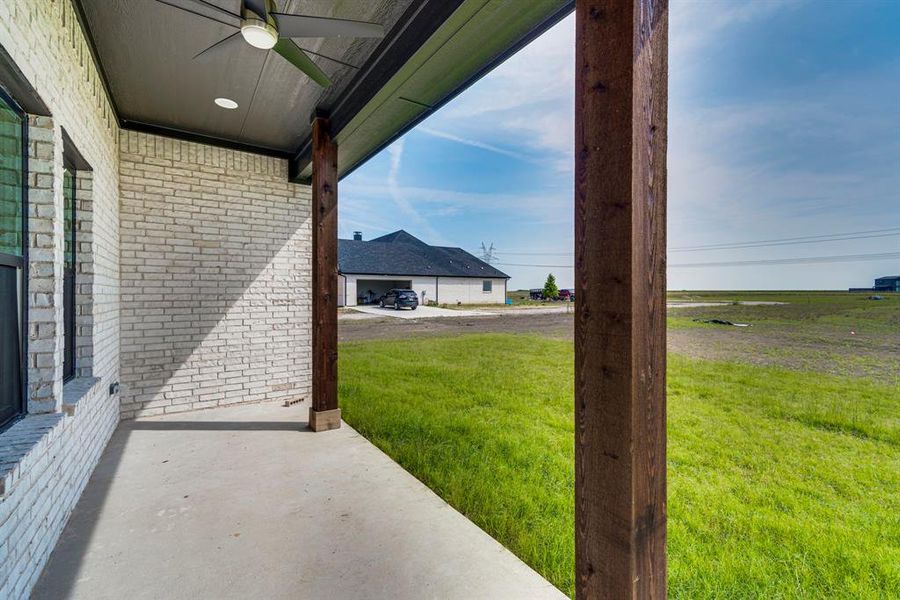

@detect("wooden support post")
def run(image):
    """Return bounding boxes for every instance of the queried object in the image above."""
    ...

[309,114,341,432]
[574,0,668,598]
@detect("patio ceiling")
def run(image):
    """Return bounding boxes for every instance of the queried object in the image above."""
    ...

[74,0,573,179]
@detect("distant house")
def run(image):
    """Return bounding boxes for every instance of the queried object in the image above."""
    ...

[849,275,900,293]
[338,231,510,306]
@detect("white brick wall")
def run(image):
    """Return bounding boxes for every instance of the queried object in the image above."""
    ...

[118,131,312,418]
[0,1,120,597]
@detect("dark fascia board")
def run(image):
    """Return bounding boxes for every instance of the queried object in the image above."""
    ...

[289,0,467,182]
[0,42,50,116]
[62,129,92,170]
[290,0,575,183]
[121,120,294,160]
[71,0,122,127]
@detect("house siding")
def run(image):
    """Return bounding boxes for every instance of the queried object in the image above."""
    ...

[0,1,120,597]
[435,277,506,305]
[118,131,312,418]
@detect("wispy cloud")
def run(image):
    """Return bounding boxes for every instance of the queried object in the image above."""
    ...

[422,14,575,174]
[383,140,445,243]
[416,126,539,164]
[343,175,572,227]
[338,142,418,239]
[670,0,805,61]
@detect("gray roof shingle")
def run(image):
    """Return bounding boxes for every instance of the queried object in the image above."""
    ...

[338,230,509,279]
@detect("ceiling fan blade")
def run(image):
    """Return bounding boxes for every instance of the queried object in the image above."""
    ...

[153,0,241,29]
[273,39,332,87]
[271,13,385,38]
[193,32,243,61]
[295,47,360,70]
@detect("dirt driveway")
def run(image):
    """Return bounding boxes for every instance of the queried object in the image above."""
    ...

[339,310,574,342]
[348,305,492,319]
[339,308,898,384]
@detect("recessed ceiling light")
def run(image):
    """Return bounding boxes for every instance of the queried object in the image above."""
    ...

[214,97,238,110]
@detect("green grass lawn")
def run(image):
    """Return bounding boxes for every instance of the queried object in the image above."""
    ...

[338,333,900,598]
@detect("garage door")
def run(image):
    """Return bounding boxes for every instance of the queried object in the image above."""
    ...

[355,279,412,305]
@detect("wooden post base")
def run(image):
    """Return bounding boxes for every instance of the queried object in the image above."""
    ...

[308,407,341,432]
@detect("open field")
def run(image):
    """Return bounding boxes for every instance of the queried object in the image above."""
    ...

[667,291,899,384]
[337,292,899,598]
[341,291,899,384]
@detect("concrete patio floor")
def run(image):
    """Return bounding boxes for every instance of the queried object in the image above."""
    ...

[32,403,565,600]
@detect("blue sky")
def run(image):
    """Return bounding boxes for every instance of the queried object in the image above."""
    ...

[341,0,900,290]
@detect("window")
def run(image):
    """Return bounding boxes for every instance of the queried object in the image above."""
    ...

[482,280,492,293]
[62,164,76,382]
[0,89,26,428]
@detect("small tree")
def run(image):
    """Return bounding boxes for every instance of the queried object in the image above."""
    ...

[542,273,559,300]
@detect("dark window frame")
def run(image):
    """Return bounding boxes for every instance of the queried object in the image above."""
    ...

[0,85,28,431]
[482,280,492,293]
[60,130,91,385]
[62,159,76,383]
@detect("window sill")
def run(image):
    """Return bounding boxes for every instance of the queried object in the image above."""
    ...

[0,412,65,498]
[0,378,101,499]
[63,376,101,416]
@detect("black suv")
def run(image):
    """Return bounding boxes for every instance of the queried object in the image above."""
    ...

[380,289,419,310]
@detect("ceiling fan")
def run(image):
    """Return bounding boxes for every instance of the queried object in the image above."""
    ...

[155,0,385,87]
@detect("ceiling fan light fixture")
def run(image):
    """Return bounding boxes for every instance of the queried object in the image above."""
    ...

[241,15,278,49]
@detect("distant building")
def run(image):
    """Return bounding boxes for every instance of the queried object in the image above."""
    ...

[849,275,900,293]
[338,230,510,306]
[874,276,900,292]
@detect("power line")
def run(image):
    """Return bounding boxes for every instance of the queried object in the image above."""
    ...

[669,251,900,268]
[670,226,900,249]
[495,251,900,269]
[671,229,900,252]
[477,227,900,256]
[486,250,573,256]
[496,263,574,268]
